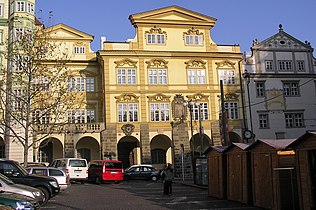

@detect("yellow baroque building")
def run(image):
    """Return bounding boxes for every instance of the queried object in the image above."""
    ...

[97,6,244,174]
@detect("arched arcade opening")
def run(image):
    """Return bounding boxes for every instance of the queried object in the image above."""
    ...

[150,134,172,167]
[38,138,63,163]
[118,136,140,169]
[76,137,100,162]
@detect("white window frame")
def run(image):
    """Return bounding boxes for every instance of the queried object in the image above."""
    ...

[74,46,85,54]
[0,4,3,17]
[219,70,235,85]
[118,103,138,122]
[26,2,34,14]
[150,103,170,122]
[16,1,25,12]
[117,68,136,85]
[33,77,50,92]
[256,81,265,97]
[86,77,95,92]
[297,60,305,72]
[67,110,94,124]
[224,102,239,119]
[148,69,167,84]
[147,34,165,44]
[33,110,50,124]
[285,113,304,128]
[283,81,299,96]
[278,60,293,71]
[192,102,209,120]
[185,34,203,46]
[265,60,273,71]
[188,69,206,84]
[259,113,269,128]
[68,77,94,92]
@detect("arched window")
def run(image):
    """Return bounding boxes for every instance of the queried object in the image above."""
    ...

[151,149,166,164]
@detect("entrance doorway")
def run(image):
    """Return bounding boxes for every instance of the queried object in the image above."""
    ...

[118,136,139,169]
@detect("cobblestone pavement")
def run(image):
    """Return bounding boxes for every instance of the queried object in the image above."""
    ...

[42,181,264,210]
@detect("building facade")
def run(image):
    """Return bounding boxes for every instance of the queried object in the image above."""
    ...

[243,24,316,140]
[97,6,244,174]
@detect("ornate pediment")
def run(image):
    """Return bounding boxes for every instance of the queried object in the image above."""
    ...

[185,59,206,69]
[42,23,93,40]
[224,93,239,101]
[186,93,209,102]
[252,24,312,50]
[215,60,236,69]
[146,59,168,69]
[147,93,170,102]
[184,27,203,36]
[115,93,139,103]
[114,58,137,68]
[145,26,167,35]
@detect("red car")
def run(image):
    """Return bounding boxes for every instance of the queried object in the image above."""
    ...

[88,160,123,184]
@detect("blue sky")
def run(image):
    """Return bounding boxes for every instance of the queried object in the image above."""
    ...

[36,0,316,54]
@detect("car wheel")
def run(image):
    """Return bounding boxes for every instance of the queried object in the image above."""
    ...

[95,176,101,185]
[38,187,49,205]
[151,176,158,182]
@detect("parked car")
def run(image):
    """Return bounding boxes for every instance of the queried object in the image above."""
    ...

[0,191,40,210]
[88,160,123,184]
[0,173,44,205]
[20,162,48,168]
[124,165,160,181]
[26,167,70,191]
[0,159,60,205]
[49,158,88,184]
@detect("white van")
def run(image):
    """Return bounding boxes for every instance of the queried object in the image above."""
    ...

[50,158,88,184]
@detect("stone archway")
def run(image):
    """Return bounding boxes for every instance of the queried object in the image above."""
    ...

[118,136,140,169]
[39,138,63,163]
[150,134,172,167]
[229,131,242,143]
[191,133,211,157]
[0,137,5,158]
[76,137,100,162]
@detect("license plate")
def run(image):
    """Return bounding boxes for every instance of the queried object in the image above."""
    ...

[74,170,82,173]
[110,171,118,174]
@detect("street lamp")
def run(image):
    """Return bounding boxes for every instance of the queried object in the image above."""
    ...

[242,70,254,142]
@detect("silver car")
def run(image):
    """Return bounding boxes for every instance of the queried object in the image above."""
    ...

[26,167,70,191]
[0,173,45,205]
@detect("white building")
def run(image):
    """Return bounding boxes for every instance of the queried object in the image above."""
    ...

[243,24,316,141]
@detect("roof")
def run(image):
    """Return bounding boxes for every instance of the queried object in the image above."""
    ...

[287,131,316,148]
[225,143,251,152]
[204,146,228,154]
[247,139,296,150]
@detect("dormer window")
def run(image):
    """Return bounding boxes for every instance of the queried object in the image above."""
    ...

[184,28,204,46]
[74,46,85,54]
[145,27,167,45]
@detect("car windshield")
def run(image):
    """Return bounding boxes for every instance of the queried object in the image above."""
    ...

[69,160,86,167]
[0,173,15,185]
[14,162,29,176]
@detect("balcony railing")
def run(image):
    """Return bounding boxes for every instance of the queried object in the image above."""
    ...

[35,123,104,134]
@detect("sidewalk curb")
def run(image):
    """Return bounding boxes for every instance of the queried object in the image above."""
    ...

[174,179,208,190]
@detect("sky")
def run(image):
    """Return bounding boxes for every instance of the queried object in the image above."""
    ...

[36,0,316,54]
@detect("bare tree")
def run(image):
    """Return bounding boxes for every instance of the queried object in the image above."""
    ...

[0,24,83,165]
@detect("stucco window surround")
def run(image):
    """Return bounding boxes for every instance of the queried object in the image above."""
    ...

[255,81,266,97]
[297,60,305,72]
[147,93,171,122]
[145,26,167,45]
[216,60,237,85]
[257,111,269,129]
[265,60,274,72]
[284,111,305,128]
[186,93,209,120]
[114,58,138,85]
[185,59,206,84]
[115,93,139,122]
[278,60,293,72]
[282,80,300,97]
[146,59,168,85]
[183,27,204,46]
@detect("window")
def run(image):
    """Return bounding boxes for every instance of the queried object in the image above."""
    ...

[16,1,25,12]
[285,113,304,128]
[278,60,293,71]
[13,89,26,110]
[147,34,165,44]
[118,104,138,122]
[74,46,85,54]
[33,77,49,92]
[185,34,203,46]
[33,110,50,124]
[265,60,273,71]
[86,78,95,92]
[259,113,269,128]
[148,69,167,84]
[188,69,206,84]
[151,149,166,164]
[297,60,305,72]
[68,77,94,92]
[283,81,299,96]
[191,102,209,120]
[150,103,170,122]
[256,82,265,97]
[26,2,34,14]
[219,70,235,85]
[117,68,136,84]
[224,102,238,119]
[67,110,94,123]
[0,4,3,16]
[49,169,63,176]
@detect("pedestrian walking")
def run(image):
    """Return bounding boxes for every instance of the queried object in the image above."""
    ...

[161,163,174,195]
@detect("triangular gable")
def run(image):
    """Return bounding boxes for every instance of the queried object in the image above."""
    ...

[43,23,94,41]
[287,131,316,148]
[252,25,312,51]
[129,5,217,27]
[247,139,296,151]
